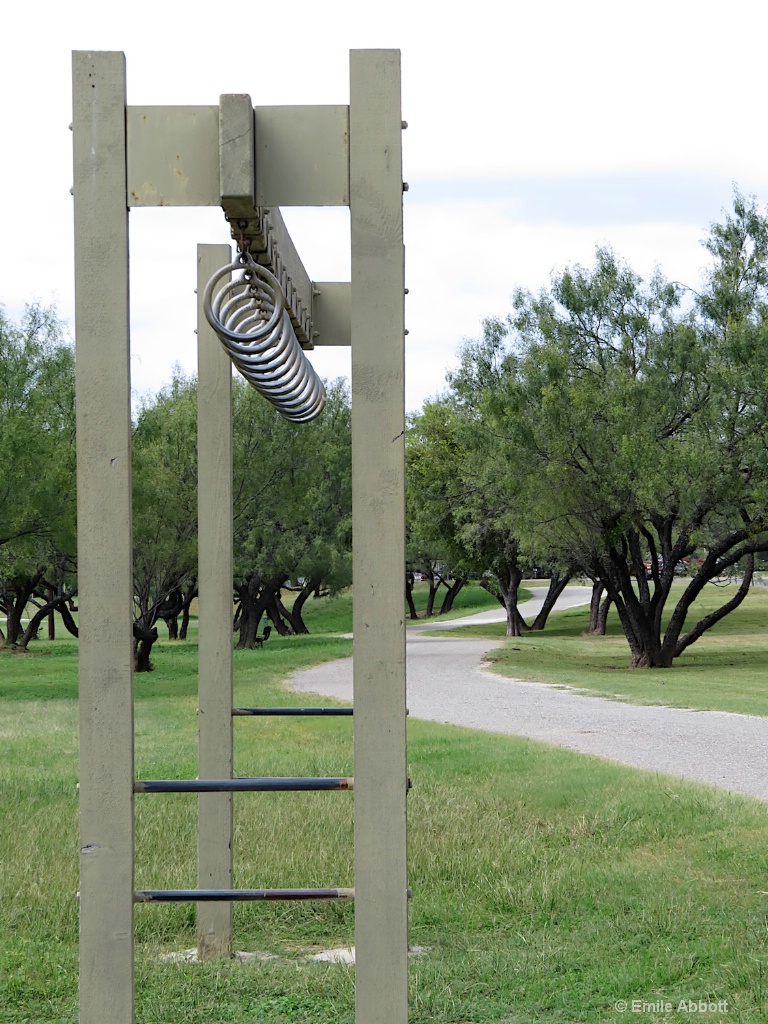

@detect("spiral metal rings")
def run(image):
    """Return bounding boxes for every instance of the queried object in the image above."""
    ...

[203,253,326,423]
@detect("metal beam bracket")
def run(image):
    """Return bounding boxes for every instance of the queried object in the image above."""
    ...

[221,208,314,348]
[219,93,315,349]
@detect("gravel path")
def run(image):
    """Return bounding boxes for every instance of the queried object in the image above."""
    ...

[287,587,768,802]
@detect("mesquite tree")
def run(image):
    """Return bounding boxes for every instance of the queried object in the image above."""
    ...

[232,377,352,647]
[451,191,768,667]
[0,304,77,647]
[406,396,570,636]
[131,373,199,670]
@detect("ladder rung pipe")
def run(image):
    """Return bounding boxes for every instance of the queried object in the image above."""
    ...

[134,887,355,903]
[134,777,354,793]
[232,707,409,717]
[232,707,353,716]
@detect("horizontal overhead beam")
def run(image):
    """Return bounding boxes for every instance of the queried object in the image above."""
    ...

[255,105,349,207]
[127,103,349,208]
[127,105,220,207]
[126,99,351,349]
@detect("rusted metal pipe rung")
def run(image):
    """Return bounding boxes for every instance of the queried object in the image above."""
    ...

[232,707,353,716]
[134,777,354,793]
[134,887,355,903]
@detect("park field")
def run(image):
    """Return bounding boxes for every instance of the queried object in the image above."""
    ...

[445,582,768,717]
[1,586,767,1022]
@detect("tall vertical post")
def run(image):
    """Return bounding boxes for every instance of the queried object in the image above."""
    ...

[73,51,135,1024]
[349,50,408,1024]
[196,244,234,957]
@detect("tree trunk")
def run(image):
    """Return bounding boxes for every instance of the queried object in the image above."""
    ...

[666,553,755,662]
[439,576,467,614]
[585,581,612,636]
[405,577,418,620]
[135,634,157,672]
[18,591,77,649]
[284,576,321,634]
[133,622,159,672]
[6,601,24,646]
[611,593,666,668]
[587,580,604,634]
[629,645,674,669]
[425,578,440,617]
[266,591,292,635]
[529,574,572,630]
[178,582,197,640]
[596,594,612,634]
[505,584,526,636]
[3,571,44,646]
[235,576,287,644]
[505,599,524,637]
[235,585,262,649]
[59,601,79,638]
[158,589,184,641]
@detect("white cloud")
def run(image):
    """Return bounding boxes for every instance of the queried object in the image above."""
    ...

[2,0,767,415]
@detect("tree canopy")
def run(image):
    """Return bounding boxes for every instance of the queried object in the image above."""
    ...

[0,304,77,647]
[425,191,768,666]
[5,191,767,673]
[0,310,352,665]
[232,376,352,645]
[131,371,199,669]
[129,373,352,660]
[406,387,572,635]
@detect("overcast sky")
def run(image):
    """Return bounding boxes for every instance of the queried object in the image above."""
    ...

[3,1,767,412]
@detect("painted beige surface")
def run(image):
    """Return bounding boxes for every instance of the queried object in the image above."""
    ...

[127,103,349,209]
[73,50,135,1024]
[128,100,344,350]
[219,94,256,216]
[254,105,349,207]
[350,49,409,1024]
[312,282,352,347]
[196,244,234,958]
[75,47,407,1022]
[127,105,220,207]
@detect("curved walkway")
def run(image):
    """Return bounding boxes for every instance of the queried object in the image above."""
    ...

[288,587,768,802]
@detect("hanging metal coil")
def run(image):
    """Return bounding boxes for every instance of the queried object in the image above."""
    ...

[203,253,326,423]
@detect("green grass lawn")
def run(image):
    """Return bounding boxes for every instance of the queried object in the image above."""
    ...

[407,581,511,621]
[289,580,506,632]
[443,582,768,717]
[2,585,768,1021]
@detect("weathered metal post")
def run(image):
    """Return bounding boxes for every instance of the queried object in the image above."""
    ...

[350,49,409,1024]
[196,243,234,958]
[73,48,408,1023]
[73,50,135,1024]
